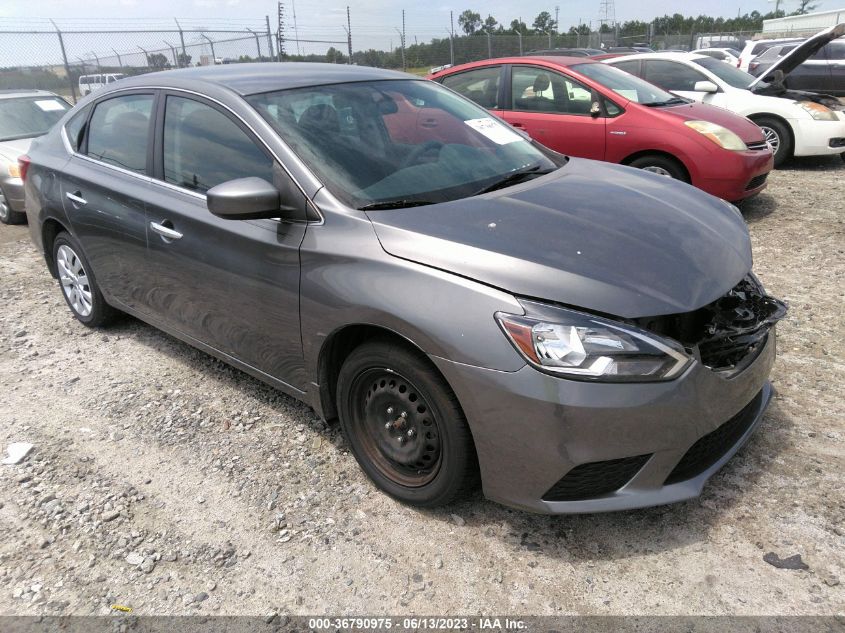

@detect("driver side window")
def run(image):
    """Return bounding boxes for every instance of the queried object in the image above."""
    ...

[511,66,596,116]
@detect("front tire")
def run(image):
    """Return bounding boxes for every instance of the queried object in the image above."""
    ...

[336,339,478,508]
[0,187,26,225]
[628,154,688,181]
[52,232,116,327]
[754,116,792,168]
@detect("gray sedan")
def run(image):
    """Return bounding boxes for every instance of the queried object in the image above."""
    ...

[21,63,785,513]
[0,90,69,224]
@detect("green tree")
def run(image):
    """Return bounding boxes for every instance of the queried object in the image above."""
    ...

[509,19,529,35]
[177,52,192,67]
[481,15,499,34]
[146,53,169,69]
[792,0,818,15]
[325,46,346,63]
[532,11,556,33]
[458,10,482,35]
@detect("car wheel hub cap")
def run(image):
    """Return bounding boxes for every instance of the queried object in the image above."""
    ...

[0,190,8,221]
[56,245,93,317]
[761,127,780,153]
[642,166,672,177]
[354,369,441,486]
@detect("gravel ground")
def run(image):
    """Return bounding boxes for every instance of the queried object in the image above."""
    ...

[0,156,843,617]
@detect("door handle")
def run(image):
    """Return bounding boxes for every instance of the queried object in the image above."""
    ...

[511,122,526,128]
[65,191,87,206]
[150,221,183,241]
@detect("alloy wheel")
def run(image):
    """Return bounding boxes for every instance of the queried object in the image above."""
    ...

[350,368,442,487]
[0,190,9,222]
[56,244,93,317]
[760,126,780,154]
[642,166,673,177]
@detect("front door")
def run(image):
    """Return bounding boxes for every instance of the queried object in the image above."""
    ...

[144,93,308,388]
[501,65,606,160]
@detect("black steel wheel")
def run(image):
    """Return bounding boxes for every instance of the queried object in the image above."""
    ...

[337,338,478,507]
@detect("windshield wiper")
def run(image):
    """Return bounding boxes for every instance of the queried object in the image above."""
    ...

[357,199,436,211]
[474,165,556,195]
[643,97,688,107]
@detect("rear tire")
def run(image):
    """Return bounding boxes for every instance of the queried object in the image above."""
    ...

[628,154,688,181]
[336,338,478,508]
[52,232,117,328]
[0,187,26,225]
[754,116,792,168]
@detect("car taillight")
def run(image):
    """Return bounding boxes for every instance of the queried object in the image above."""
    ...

[17,155,30,182]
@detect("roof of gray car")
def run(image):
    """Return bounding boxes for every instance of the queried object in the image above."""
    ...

[0,89,60,100]
[118,63,414,95]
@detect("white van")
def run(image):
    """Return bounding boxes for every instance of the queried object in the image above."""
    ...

[78,73,126,96]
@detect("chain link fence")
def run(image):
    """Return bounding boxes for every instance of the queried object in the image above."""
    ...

[0,26,277,103]
[2,21,778,98]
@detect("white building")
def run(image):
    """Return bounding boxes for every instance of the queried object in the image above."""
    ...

[762,7,845,35]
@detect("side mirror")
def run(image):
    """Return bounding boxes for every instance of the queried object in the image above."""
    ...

[207,177,283,220]
[590,101,602,117]
[693,80,719,93]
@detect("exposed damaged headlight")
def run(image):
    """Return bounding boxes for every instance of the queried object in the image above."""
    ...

[799,101,838,122]
[497,303,692,382]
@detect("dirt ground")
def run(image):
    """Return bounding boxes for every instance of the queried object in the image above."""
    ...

[0,156,843,617]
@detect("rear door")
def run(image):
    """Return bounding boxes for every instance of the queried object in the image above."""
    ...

[501,65,605,160]
[144,91,308,388]
[60,90,155,312]
[827,41,845,96]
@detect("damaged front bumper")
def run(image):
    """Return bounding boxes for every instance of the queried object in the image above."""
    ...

[430,275,787,514]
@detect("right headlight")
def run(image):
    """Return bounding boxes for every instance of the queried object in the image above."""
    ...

[684,120,748,151]
[496,303,692,382]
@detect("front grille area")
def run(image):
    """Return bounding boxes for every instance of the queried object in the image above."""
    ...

[746,141,770,151]
[633,275,787,373]
[664,390,763,485]
[542,454,651,502]
[745,173,769,190]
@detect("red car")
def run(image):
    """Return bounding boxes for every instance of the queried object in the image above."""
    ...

[429,57,774,202]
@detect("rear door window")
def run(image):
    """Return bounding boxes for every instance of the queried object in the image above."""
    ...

[643,60,708,91]
[441,66,502,109]
[86,93,153,173]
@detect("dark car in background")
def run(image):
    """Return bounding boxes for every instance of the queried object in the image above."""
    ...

[750,37,845,96]
[0,90,70,224]
[21,63,785,514]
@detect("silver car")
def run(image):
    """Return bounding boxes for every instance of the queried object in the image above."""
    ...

[0,90,69,224]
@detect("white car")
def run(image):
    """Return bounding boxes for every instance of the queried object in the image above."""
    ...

[737,37,803,72]
[691,47,741,67]
[605,24,845,166]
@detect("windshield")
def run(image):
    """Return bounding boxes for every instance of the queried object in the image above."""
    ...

[0,96,69,142]
[247,79,557,208]
[693,57,756,89]
[570,62,677,105]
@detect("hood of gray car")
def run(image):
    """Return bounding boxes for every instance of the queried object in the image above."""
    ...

[368,159,752,319]
[0,137,33,163]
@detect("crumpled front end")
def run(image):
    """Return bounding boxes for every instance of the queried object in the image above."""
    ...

[431,275,787,514]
